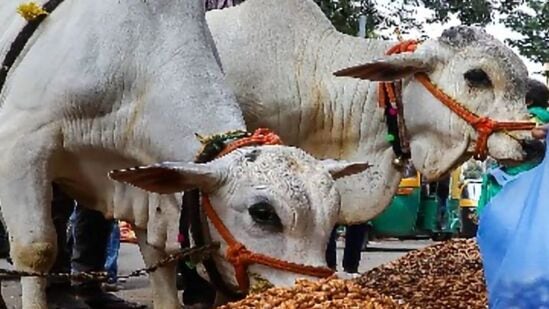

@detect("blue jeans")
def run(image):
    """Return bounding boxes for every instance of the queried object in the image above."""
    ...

[69,205,117,287]
[104,220,120,282]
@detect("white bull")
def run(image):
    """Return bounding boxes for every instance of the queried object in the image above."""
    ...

[0,1,368,308]
[206,0,538,224]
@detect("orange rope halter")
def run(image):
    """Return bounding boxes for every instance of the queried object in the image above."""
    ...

[200,128,334,292]
[380,40,536,160]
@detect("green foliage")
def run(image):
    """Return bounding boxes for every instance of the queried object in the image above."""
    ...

[419,0,547,69]
[501,0,548,65]
[313,0,361,35]
[421,0,495,25]
[206,0,547,66]
[313,0,423,38]
[315,0,547,66]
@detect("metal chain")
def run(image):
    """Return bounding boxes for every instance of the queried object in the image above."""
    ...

[0,243,219,282]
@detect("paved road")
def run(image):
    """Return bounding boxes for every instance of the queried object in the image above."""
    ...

[0,239,433,308]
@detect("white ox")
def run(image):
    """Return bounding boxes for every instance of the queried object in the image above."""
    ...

[0,1,368,308]
[206,0,538,224]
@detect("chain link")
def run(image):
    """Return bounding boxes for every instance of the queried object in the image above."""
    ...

[0,243,219,283]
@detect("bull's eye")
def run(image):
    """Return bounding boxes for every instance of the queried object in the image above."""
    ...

[464,69,492,88]
[248,202,282,230]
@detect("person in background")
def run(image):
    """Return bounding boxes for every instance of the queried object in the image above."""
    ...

[177,194,217,308]
[69,204,144,309]
[103,220,121,292]
[478,78,549,212]
[526,79,549,117]
[119,220,138,243]
[47,185,145,309]
[434,177,450,229]
[325,223,368,274]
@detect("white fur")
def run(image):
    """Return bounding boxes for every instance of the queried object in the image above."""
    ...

[111,146,368,297]
[0,2,368,306]
[205,0,532,224]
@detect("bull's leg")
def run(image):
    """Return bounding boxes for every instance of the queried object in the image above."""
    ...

[0,175,56,309]
[0,132,58,309]
[135,229,179,309]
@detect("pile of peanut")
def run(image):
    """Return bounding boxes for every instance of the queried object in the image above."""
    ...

[219,277,405,308]
[221,239,487,308]
[358,238,487,309]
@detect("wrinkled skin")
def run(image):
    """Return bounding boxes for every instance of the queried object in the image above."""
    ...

[206,0,535,223]
[110,146,369,293]
[0,0,369,308]
[398,35,531,173]
[0,0,234,307]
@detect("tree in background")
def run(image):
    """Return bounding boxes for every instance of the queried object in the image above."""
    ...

[420,0,547,73]
[501,0,547,66]
[313,0,424,38]
[317,0,546,69]
[204,0,547,73]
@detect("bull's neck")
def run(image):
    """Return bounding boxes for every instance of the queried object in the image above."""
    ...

[90,1,246,161]
[295,29,405,223]
[209,1,405,223]
[295,30,394,161]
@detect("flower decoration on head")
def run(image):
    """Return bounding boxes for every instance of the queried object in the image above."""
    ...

[17,2,48,21]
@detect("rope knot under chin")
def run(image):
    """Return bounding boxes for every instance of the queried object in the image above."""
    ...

[226,243,251,267]
[473,117,497,134]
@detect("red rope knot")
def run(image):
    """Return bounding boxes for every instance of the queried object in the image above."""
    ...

[226,243,252,268]
[472,117,497,160]
[472,117,497,135]
[400,40,418,53]
[385,39,418,55]
[251,128,283,145]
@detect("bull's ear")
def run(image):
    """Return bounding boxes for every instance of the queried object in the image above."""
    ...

[333,53,436,81]
[321,159,371,180]
[109,162,224,194]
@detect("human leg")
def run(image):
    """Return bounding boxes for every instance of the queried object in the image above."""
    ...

[325,226,338,271]
[104,220,120,283]
[342,223,368,273]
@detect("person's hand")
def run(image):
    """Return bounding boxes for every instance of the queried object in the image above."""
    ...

[532,124,548,140]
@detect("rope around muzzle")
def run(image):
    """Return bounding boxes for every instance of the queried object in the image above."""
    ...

[195,128,334,292]
[201,196,334,291]
[378,40,536,161]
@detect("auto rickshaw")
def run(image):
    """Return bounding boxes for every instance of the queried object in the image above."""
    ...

[368,164,460,241]
[458,179,482,238]
[369,164,421,237]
